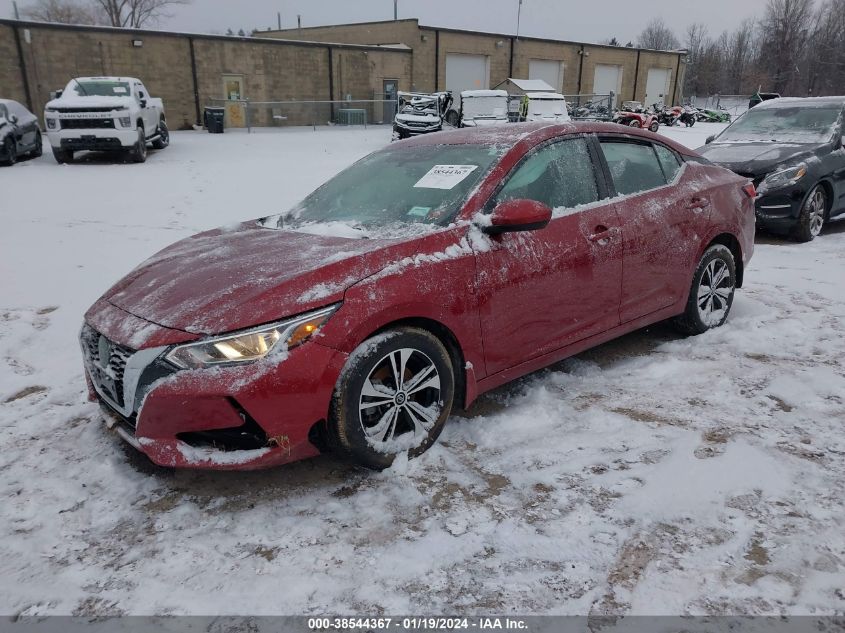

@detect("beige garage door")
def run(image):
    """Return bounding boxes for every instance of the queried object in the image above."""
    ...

[445,53,490,94]
[529,59,564,92]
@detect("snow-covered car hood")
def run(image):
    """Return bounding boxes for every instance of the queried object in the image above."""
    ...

[395,112,440,124]
[698,141,819,177]
[46,95,134,110]
[101,222,405,336]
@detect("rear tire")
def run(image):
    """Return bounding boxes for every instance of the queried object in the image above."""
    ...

[673,244,736,335]
[151,119,169,150]
[791,184,827,243]
[2,137,16,166]
[629,120,641,128]
[130,125,147,163]
[52,147,72,164]
[327,327,455,470]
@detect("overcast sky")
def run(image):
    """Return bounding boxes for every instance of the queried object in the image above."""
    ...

[155,0,770,45]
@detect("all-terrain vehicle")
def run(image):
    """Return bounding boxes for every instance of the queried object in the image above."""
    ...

[614,101,659,132]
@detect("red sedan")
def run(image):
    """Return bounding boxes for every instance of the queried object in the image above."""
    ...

[81,122,755,470]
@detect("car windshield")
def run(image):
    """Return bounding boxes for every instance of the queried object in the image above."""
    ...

[463,97,508,118]
[67,80,132,97]
[718,105,842,144]
[266,144,505,236]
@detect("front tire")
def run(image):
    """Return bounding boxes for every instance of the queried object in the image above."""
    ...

[791,185,827,243]
[328,328,455,469]
[52,147,72,164]
[130,125,147,163]
[649,121,659,133]
[31,132,43,157]
[151,119,169,150]
[673,244,736,335]
[2,137,16,166]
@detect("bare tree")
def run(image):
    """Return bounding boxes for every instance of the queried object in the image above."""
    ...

[638,18,681,51]
[806,0,845,95]
[22,0,98,24]
[758,0,815,93]
[91,0,190,28]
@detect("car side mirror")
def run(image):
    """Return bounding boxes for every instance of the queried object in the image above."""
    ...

[54,89,63,99]
[705,135,715,145]
[483,199,552,234]
[139,99,147,108]
[8,114,18,124]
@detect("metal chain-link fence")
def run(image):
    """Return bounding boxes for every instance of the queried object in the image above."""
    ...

[688,94,752,118]
[564,93,615,121]
[206,98,399,131]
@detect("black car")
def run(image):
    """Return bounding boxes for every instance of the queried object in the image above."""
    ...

[698,96,845,242]
[0,99,42,166]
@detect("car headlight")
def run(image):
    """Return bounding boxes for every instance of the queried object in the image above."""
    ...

[761,163,807,191]
[164,305,339,369]
[119,116,131,127]
[46,118,58,129]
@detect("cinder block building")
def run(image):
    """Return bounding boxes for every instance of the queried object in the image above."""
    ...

[264,19,688,107]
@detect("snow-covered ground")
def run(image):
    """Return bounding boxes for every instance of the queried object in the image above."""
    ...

[1,122,844,616]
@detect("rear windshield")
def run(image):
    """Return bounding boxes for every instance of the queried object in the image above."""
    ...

[718,105,842,144]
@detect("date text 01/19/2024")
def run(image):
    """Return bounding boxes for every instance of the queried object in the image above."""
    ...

[307,617,529,630]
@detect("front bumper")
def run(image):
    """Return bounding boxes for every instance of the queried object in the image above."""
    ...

[82,313,348,470]
[47,128,138,151]
[393,121,442,135]
[754,184,806,231]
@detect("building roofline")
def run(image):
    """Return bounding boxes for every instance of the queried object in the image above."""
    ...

[264,17,686,56]
[0,18,413,53]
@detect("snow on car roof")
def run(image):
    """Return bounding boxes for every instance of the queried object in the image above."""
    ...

[504,79,555,91]
[74,76,140,82]
[461,90,509,98]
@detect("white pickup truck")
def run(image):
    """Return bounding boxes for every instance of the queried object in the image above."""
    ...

[44,76,169,163]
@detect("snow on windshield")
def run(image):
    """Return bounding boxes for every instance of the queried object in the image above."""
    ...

[463,97,508,118]
[262,144,506,237]
[67,80,132,97]
[717,104,841,144]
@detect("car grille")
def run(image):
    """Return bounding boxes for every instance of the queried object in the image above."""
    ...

[60,118,115,129]
[81,324,134,409]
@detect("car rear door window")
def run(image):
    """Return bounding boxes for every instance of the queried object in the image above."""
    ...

[600,140,667,195]
[654,144,682,182]
[495,137,599,210]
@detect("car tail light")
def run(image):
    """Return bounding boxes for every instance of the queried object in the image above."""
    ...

[742,183,757,199]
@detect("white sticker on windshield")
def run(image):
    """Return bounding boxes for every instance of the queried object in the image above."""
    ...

[414,165,478,190]
[113,87,128,94]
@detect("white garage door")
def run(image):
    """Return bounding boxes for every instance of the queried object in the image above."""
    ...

[529,59,564,92]
[593,64,622,107]
[445,53,490,94]
[645,68,672,108]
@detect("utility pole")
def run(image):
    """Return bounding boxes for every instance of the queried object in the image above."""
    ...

[13,0,20,19]
[277,11,281,30]
[514,0,522,73]
[394,0,398,20]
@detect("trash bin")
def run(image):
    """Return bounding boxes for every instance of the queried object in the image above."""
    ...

[204,106,225,134]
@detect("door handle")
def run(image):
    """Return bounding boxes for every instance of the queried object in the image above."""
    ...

[686,197,710,211]
[588,226,615,245]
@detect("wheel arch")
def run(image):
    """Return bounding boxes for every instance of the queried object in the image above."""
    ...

[814,179,834,218]
[706,233,744,288]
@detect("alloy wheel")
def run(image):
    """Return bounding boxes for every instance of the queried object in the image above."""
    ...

[696,259,733,327]
[358,347,442,450]
[807,188,826,237]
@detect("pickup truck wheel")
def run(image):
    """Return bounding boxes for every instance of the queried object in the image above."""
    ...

[130,125,147,163]
[1,137,16,166]
[152,120,169,150]
[31,132,43,158]
[52,147,72,164]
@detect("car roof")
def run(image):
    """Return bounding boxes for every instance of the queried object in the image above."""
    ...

[399,121,699,157]
[74,77,141,83]
[753,96,845,110]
